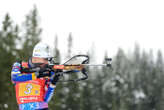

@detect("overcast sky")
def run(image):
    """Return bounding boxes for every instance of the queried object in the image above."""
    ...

[0,0,164,62]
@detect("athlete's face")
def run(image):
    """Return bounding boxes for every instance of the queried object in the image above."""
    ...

[32,57,48,67]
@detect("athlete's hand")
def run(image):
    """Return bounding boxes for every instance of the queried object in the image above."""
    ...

[51,74,60,85]
[37,69,50,78]
[36,65,51,78]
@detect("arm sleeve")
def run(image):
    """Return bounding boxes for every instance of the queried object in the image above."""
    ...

[44,71,56,103]
[44,83,56,103]
[11,62,37,84]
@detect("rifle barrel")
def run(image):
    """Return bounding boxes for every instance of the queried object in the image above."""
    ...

[53,64,109,70]
[83,64,107,66]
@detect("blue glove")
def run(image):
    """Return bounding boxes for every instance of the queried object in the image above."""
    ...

[51,74,60,85]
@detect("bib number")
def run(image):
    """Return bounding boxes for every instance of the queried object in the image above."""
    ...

[19,83,41,96]
[24,84,33,94]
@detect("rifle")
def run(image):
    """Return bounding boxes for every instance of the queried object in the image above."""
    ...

[22,55,112,82]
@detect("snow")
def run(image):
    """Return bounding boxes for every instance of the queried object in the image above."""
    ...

[133,90,145,99]
[4,104,8,108]
[133,90,146,104]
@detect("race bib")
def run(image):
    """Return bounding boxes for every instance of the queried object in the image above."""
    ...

[16,79,45,104]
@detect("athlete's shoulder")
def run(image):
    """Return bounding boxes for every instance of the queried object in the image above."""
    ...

[13,61,21,67]
[11,62,22,75]
[12,61,29,73]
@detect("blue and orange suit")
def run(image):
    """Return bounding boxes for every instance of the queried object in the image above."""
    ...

[11,61,55,110]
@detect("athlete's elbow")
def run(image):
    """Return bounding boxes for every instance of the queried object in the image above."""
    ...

[11,74,18,82]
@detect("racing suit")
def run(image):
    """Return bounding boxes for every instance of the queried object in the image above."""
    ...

[11,61,56,110]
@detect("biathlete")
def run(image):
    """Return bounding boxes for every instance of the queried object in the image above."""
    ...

[11,42,60,110]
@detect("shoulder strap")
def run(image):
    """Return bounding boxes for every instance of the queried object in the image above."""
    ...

[28,57,36,68]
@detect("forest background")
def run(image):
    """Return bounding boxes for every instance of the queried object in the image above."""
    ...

[0,7,164,110]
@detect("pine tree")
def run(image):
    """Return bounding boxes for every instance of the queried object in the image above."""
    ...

[134,50,156,110]
[124,44,142,110]
[90,51,112,110]
[0,13,19,110]
[151,50,164,110]
[110,48,130,110]
[19,5,41,60]
[79,51,94,110]
[49,35,63,110]
[80,80,93,110]
[67,32,73,58]
[64,33,81,110]
[0,6,41,110]
[54,35,61,63]
[99,51,115,110]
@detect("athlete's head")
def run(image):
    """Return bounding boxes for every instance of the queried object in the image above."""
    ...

[32,42,52,67]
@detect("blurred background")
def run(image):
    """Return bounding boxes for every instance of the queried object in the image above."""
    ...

[0,0,164,110]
